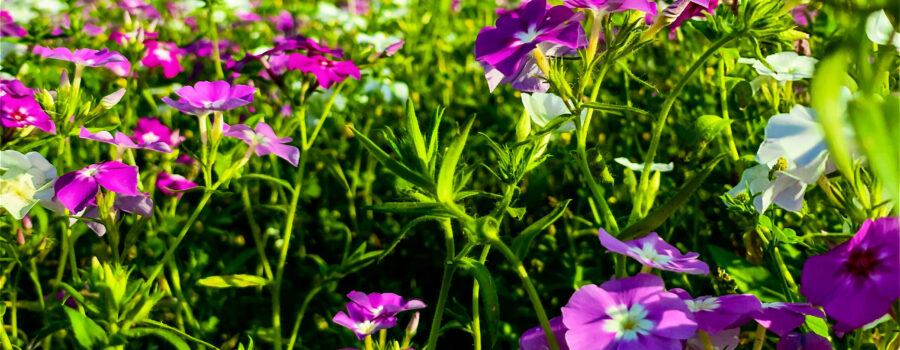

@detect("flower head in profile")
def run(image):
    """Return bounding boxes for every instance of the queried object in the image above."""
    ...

[521,92,581,132]
[39,47,129,70]
[1,150,56,219]
[54,162,141,213]
[520,316,570,350]
[475,0,586,77]
[565,0,657,16]
[347,291,427,319]
[865,10,900,51]
[79,127,173,153]
[659,0,719,31]
[223,121,300,166]
[801,217,900,330]
[670,289,761,334]
[1,11,27,37]
[156,172,198,197]
[333,303,397,340]
[273,35,345,58]
[739,52,818,83]
[752,302,826,336]
[777,332,831,350]
[598,229,710,274]
[1,80,55,134]
[162,81,256,115]
[142,40,184,78]
[287,53,360,89]
[561,274,697,349]
[134,117,183,148]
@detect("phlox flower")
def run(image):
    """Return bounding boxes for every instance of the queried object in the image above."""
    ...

[777,332,832,350]
[54,162,141,213]
[739,52,818,83]
[561,274,697,349]
[346,291,426,319]
[520,316,570,350]
[598,229,710,274]
[1,11,27,37]
[271,10,294,32]
[791,5,817,26]
[866,10,900,51]
[134,117,183,148]
[286,53,361,89]
[475,0,586,77]
[162,81,256,116]
[659,0,719,31]
[801,217,900,330]
[0,79,55,134]
[79,127,173,153]
[684,327,739,350]
[78,194,153,236]
[273,35,345,58]
[752,302,826,336]
[223,122,300,166]
[156,172,198,197]
[38,47,129,71]
[670,289,761,334]
[332,302,397,340]
[142,40,184,78]
[0,150,56,219]
[565,0,657,16]
[521,92,580,132]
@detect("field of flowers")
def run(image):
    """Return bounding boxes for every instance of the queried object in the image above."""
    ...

[1,0,898,349]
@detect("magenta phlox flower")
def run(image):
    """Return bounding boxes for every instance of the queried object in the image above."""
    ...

[156,172,198,197]
[79,127,173,153]
[333,303,397,340]
[670,289,762,334]
[54,162,141,213]
[565,0,657,16]
[223,122,300,166]
[685,327,739,350]
[520,316,570,350]
[598,229,710,274]
[660,0,719,30]
[274,35,345,58]
[475,0,586,76]
[791,5,817,26]
[119,0,161,19]
[287,53,360,89]
[39,47,129,69]
[562,274,697,349]
[752,302,826,336]
[1,11,28,37]
[1,80,56,134]
[800,217,900,330]
[134,117,183,148]
[162,81,256,115]
[142,40,184,78]
[346,291,426,319]
[777,332,832,350]
[272,10,295,32]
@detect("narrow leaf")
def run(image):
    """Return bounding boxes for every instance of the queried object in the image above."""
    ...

[119,328,190,350]
[582,102,650,116]
[437,115,475,203]
[511,199,571,259]
[197,274,270,288]
[457,257,501,347]
[349,125,435,193]
[64,307,108,349]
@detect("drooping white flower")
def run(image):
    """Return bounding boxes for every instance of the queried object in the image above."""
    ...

[866,10,900,51]
[0,150,56,219]
[521,92,583,132]
[739,52,818,83]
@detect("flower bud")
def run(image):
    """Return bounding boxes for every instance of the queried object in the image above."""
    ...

[406,311,420,336]
[16,228,25,245]
[516,111,531,142]
[100,88,126,109]
[59,69,70,89]
[476,216,500,242]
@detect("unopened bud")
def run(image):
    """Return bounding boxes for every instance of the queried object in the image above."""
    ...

[734,192,750,204]
[60,69,70,89]
[777,29,810,42]
[17,228,25,245]
[22,214,32,230]
[624,168,637,194]
[406,311,420,336]
[516,111,531,142]
[100,88,126,109]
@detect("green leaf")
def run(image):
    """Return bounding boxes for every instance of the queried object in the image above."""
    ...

[695,115,732,141]
[708,245,782,300]
[805,316,829,338]
[505,207,526,220]
[582,102,650,116]
[511,199,571,259]
[378,216,442,262]
[437,115,475,203]
[239,173,295,193]
[196,274,270,288]
[810,50,853,180]
[119,327,190,350]
[457,257,501,347]
[730,80,753,109]
[139,319,221,349]
[405,99,428,164]
[349,125,435,193]
[8,135,57,152]
[365,202,454,217]
[64,307,108,349]
[619,154,726,240]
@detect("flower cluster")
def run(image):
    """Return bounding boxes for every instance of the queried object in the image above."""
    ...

[332,291,426,339]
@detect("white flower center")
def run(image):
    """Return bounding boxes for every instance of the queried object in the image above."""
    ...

[354,320,377,335]
[602,304,654,341]
[514,25,543,44]
[628,242,673,266]
[142,133,161,143]
[242,130,269,146]
[78,167,100,178]
[153,47,172,61]
[685,297,720,312]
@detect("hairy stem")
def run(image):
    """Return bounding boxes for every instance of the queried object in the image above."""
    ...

[425,219,457,350]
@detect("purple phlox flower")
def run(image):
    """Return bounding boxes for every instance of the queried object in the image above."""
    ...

[475,0,586,76]
[660,0,719,31]
[273,35,344,58]
[54,161,141,213]
[1,11,28,37]
[83,23,105,37]
[339,0,371,15]
[800,217,900,330]
[451,0,462,12]
[0,80,56,134]
[562,274,697,349]
[272,10,295,32]
[142,40,184,78]
[162,81,256,115]
[565,0,657,16]
[55,289,80,309]
[287,53,361,89]
[119,0,161,19]
[791,5,817,26]
[777,332,832,350]
[598,229,710,274]
[223,122,300,166]
[156,172,198,197]
[520,316,571,350]
[176,154,195,165]
[752,302,826,336]
[39,47,129,70]
[183,39,238,58]
[79,127,172,153]
[78,194,153,236]
[670,289,762,334]
[134,117,183,148]
[685,327,739,350]
[236,11,262,22]
[333,302,397,340]
[347,291,426,319]
[383,40,405,57]
[110,29,159,46]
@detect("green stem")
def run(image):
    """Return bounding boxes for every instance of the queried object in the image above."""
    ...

[471,246,491,350]
[304,81,346,150]
[752,323,766,350]
[425,219,457,350]
[631,34,735,223]
[718,58,740,161]
[55,225,70,285]
[147,191,213,282]
[241,186,274,280]
[285,284,324,350]
[490,237,560,350]
[699,330,715,350]
[208,5,224,80]
[273,152,308,350]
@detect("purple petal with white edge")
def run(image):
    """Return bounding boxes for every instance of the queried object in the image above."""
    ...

[95,162,140,196]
